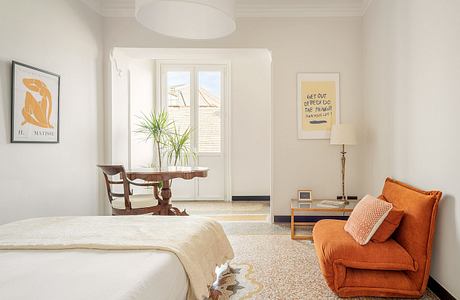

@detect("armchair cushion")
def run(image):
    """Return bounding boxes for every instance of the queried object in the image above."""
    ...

[112,194,156,210]
[371,204,405,242]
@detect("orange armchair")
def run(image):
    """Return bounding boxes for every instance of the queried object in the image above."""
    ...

[313,178,442,298]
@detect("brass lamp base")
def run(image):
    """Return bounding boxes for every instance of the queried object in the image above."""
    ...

[337,196,349,205]
[339,144,349,206]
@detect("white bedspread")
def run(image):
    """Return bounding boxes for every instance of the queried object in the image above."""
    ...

[0,249,188,300]
[0,216,234,300]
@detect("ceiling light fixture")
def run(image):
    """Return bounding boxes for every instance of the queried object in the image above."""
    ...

[135,0,236,39]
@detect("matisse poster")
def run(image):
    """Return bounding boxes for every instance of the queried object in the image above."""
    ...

[297,73,340,139]
[11,61,60,143]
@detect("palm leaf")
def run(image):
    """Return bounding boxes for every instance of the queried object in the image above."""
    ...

[134,110,174,168]
[166,124,197,166]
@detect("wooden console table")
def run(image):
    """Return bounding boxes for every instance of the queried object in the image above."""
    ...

[127,167,208,216]
[291,199,357,240]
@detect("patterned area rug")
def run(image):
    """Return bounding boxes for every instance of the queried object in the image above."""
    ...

[209,263,263,300]
[213,234,439,300]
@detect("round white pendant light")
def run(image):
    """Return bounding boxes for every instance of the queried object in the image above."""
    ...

[135,0,236,39]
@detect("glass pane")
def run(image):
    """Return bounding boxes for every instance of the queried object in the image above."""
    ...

[291,199,357,210]
[166,71,191,135]
[198,71,221,153]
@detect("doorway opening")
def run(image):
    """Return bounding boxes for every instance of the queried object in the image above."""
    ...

[110,48,272,222]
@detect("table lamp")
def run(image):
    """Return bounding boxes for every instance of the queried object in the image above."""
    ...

[330,124,357,204]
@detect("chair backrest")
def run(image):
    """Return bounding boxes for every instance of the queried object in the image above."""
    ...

[379,177,442,292]
[97,165,132,210]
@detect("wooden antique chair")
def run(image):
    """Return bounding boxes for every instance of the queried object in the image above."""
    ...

[98,165,161,215]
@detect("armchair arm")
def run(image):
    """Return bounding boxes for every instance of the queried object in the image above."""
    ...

[127,179,161,200]
[125,179,162,200]
[111,192,133,197]
[108,180,124,185]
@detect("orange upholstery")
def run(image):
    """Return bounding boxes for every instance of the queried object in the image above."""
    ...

[313,178,442,298]
[314,219,417,292]
[372,206,405,242]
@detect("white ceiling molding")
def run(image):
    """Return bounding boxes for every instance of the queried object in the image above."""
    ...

[81,0,134,17]
[102,0,134,17]
[237,0,372,18]
[81,0,372,18]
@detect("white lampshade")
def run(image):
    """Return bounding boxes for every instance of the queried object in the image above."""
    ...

[135,0,236,39]
[330,124,357,145]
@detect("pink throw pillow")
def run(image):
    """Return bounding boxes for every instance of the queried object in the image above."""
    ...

[344,195,393,245]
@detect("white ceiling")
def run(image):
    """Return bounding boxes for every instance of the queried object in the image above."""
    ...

[81,0,373,18]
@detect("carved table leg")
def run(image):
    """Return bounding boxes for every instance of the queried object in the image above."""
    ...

[158,179,188,216]
[170,207,189,216]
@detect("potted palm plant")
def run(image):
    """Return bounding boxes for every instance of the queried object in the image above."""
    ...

[135,110,196,168]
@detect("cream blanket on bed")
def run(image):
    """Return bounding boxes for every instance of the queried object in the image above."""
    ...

[0,216,234,300]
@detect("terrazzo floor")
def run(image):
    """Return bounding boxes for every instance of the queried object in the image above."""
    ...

[220,221,439,300]
[173,201,438,299]
[175,201,270,222]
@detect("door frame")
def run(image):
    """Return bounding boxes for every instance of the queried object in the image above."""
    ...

[156,60,232,201]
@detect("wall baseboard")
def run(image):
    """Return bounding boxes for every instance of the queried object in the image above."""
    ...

[428,276,456,300]
[273,215,349,222]
[232,196,270,201]
[337,195,358,200]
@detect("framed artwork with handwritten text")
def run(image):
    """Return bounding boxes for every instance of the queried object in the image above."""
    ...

[11,61,60,143]
[297,73,340,139]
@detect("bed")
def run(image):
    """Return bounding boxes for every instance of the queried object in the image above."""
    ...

[0,216,234,300]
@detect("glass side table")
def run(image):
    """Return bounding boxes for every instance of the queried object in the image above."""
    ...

[290,199,357,240]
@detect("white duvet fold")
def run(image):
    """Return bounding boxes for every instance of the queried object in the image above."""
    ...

[0,216,234,300]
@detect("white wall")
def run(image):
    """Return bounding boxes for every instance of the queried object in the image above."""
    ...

[104,17,364,215]
[109,49,272,197]
[229,52,271,196]
[0,0,104,223]
[129,59,155,169]
[363,0,460,297]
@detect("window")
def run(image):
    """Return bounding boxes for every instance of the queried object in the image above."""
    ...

[162,66,224,154]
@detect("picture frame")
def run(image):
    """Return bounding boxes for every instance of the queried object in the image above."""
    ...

[297,73,340,139]
[298,189,313,201]
[11,61,60,143]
